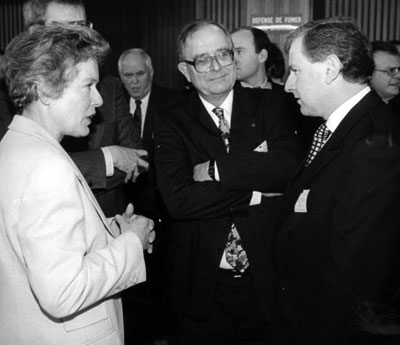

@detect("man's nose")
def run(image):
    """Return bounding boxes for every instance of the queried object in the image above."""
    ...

[209,56,222,71]
[285,73,294,93]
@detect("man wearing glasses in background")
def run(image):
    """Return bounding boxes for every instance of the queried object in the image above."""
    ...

[370,40,400,112]
[154,19,301,344]
[16,0,149,217]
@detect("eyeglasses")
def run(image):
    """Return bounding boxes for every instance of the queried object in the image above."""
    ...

[375,67,400,77]
[182,49,234,73]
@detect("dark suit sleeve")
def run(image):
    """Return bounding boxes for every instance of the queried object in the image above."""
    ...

[68,149,107,189]
[312,135,400,343]
[217,91,302,192]
[154,112,252,221]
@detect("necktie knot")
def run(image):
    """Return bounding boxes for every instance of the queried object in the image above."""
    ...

[315,123,331,142]
[135,99,142,107]
[212,107,224,119]
[305,123,331,166]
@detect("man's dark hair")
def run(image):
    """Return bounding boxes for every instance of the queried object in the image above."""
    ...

[266,42,285,81]
[285,17,374,84]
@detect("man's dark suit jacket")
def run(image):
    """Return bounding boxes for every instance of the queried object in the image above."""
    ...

[125,83,181,220]
[274,90,400,345]
[0,75,139,217]
[154,84,301,322]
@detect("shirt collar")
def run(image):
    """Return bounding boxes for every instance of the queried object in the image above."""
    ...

[240,78,272,89]
[129,90,151,115]
[199,90,234,125]
[326,86,371,133]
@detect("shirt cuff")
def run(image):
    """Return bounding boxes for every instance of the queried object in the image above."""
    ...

[214,161,220,181]
[250,191,262,206]
[101,147,115,177]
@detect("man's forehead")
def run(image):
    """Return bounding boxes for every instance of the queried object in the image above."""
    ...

[232,29,252,43]
[44,2,86,23]
[185,26,231,57]
[121,56,147,71]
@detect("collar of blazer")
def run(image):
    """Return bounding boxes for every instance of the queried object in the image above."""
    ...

[9,115,117,238]
[288,90,382,193]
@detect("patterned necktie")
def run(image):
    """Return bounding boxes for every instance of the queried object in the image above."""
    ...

[212,107,249,272]
[305,123,331,167]
[212,107,230,153]
[133,99,142,138]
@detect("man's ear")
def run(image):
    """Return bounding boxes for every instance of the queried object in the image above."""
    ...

[178,62,191,83]
[325,54,342,84]
[258,48,268,64]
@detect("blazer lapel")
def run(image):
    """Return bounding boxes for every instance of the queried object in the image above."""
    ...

[49,138,117,238]
[72,165,118,238]
[10,116,117,238]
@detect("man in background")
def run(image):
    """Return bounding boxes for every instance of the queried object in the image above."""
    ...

[17,0,149,216]
[274,18,400,344]
[370,40,400,113]
[231,25,320,152]
[231,26,275,89]
[118,47,180,344]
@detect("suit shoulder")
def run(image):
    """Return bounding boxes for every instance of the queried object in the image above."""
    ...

[367,103,400,145]
[152,84,184,107]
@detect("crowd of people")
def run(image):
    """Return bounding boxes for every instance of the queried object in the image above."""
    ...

[0,1,400,345]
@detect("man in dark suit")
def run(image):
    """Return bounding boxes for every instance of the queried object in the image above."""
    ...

[369,41,400,105]
[154,20,301,345]
[118,48,179,220]
[231,25,321,153]
[274,18,400,345]
[118,47,181,344]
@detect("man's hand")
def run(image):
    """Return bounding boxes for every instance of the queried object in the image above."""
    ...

[108,146,149,183]
[115,203,155,253]
[193,160,212,181]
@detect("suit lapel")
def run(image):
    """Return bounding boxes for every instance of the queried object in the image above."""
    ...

[187,91,228,155]
[142,86,159,151]
[230,86,258,152]
[288,90,381,192]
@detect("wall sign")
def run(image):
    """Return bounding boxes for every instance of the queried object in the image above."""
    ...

[251,15,303,32]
